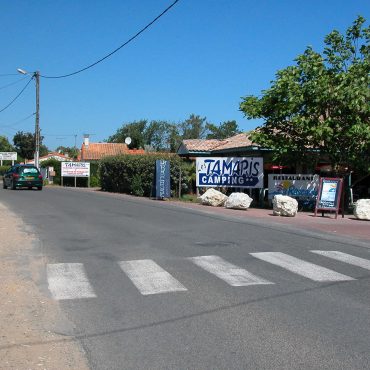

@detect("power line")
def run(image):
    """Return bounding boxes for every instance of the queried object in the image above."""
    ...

[0,77,34,114]
[0,76,28,90]
[41,0,181,79]
[0,113,35,128]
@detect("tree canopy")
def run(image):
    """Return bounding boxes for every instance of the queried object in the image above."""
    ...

[0,136,14,152]
[107,115,241,152]
[13,131,48,159]
[240,16,370,174]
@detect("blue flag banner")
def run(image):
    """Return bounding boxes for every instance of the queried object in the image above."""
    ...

[156,160,171,198]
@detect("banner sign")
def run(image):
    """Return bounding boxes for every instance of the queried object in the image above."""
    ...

[268,174,319,200]
[196,157,264,188]
[315,177,343,211]
[0,152,17,160]
[155,160,171,198]
[61,162,90,177]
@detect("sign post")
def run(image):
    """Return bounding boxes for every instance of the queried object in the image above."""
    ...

[61,162,90,187]
[314,177,343,219]
[0,152,17,166]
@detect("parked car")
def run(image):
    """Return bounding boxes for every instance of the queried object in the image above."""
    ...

[3,164,43,190]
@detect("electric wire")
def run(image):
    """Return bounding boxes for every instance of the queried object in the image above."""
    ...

[0,76,28,90]
[0,113,35,128]
[0,77,34,114]
[41,0,180,79]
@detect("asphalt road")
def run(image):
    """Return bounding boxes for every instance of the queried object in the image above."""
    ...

[1,186,369,370]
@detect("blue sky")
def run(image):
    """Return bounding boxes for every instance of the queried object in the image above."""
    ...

[1,0,369,150]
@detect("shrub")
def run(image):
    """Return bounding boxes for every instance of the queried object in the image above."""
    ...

[100,154,193,197]
[0,165,11,176]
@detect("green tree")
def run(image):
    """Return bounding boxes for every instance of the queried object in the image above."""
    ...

[180,114,208,140]
[13,131,48,159]
[206,120,241,139]
[55,146,79,159]
[107,120,147,149]
[240,16,370,173]
[144,120,179,152]
[0,136,14,152]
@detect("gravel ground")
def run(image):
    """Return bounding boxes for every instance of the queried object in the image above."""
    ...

[0,202,89,370]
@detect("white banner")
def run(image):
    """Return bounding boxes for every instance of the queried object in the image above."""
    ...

[61,162,90,177]
[196,157,264,188]
[268,174,319,200]
[0,152,17,160]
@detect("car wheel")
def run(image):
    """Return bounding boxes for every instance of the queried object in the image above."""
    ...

[3,181,7,189]
[37,186,42,191]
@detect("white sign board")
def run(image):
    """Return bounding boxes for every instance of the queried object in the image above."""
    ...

[61,162,90,177]
[0,152,17,160]
[196,157,264,188]
[268,174,319,200]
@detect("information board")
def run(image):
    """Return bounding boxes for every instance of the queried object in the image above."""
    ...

[61,162,90,177]
[314,177,343,218]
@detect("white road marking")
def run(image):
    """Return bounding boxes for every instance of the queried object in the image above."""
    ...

[118,259,187,295]
[250,252,355,282]
[188,255,273,286]
[311,250,370,271]
[47,263,96,300]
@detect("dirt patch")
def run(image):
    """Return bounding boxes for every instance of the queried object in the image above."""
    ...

[0,203,89,370]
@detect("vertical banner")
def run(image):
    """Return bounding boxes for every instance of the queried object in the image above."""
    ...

[156,160,171,199]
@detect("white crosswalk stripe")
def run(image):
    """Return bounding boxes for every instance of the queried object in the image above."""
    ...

[311,250,370,271]
[250,252,355,282]
[118,259,188,295]
[47,263,97,300]
[189,255,274,286]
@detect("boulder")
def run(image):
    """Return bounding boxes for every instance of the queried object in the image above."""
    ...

[273,195,298,217]
[198,188,228,207]
[224,192,253,210]
[353,199,370,221]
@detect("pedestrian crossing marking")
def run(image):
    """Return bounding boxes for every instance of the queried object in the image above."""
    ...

[311,251,370,271]
[118,259,188,295]
[189,255,274,286]
[250,252,355,282]
[47,263,97,300]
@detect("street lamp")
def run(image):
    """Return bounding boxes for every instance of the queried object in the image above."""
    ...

[17,68,40,169]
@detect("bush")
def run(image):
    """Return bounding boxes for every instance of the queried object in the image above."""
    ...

[0,165,11,176]
[100,154,193,197]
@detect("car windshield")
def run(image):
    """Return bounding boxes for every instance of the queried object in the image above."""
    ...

[21,167,39,174]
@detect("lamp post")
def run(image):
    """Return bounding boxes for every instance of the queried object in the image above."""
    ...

[17,68,40,169]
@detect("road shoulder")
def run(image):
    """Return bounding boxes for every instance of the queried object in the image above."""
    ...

[0,202,89,370]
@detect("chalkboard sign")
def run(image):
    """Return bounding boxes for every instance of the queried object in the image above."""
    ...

[314,177,343,218]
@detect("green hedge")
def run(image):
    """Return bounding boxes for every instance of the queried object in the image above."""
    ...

[100,154,193,197]
[0,165,11,176]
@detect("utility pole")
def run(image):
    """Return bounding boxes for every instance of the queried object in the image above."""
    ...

[34,71,40,169]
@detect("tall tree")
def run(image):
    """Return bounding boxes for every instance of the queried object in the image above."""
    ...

[180,114,208,140]
[240,16,370,173]
[144,120,179,152]
[0,136,14,152]
[13,131,48,159]
[107,120,147,149]
[206,120,241,139]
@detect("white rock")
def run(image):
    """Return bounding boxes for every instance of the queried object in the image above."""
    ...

[224,192,253,210]
[198,188,228,207]
[273,195,298,217]
[353,199,370,221]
